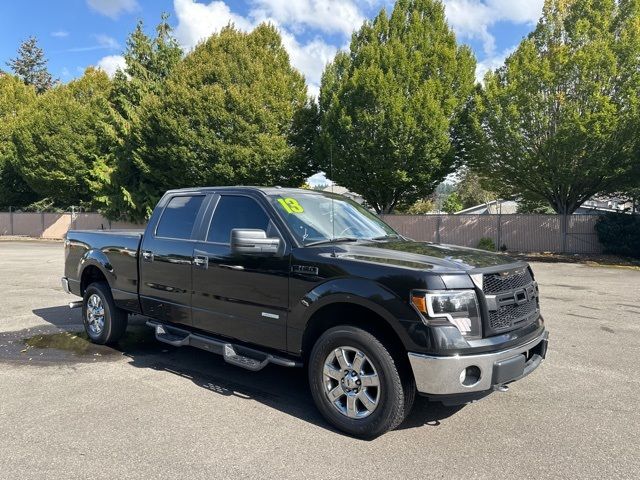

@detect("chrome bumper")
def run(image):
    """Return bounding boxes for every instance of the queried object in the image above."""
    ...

[408,330,549,395]
[61,277,70,294]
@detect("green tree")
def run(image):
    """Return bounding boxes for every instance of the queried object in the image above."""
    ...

[12,68,112,207]
[319,0,476,213]
[7,37,55,94]
[0,74,38,208]
[92,14,184,219]
[517,198,555,214]
[402,198,436,214]
[123,24,313,220]
[455,168,496,209]
[442,192,463,213]
[463,0,640,215]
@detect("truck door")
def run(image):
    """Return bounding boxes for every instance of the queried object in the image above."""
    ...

[191,194,289,351]
[139,193,207,326]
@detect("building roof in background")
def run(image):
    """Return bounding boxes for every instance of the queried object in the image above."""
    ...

[321,185,365,204]
[455,199,519,215]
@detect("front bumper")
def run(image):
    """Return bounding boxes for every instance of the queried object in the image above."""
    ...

[408,329,548,396]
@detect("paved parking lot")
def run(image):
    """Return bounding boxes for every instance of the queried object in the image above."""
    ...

[1,240,639,479]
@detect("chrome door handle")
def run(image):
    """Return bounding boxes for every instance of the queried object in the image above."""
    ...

[193,255,209,269]
[141,251,154,262]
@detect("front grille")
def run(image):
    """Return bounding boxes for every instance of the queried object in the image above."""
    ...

[482,267,539,335]
[489,300,538,332]
[483,268,533,294]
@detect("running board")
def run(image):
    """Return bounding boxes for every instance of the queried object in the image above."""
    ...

[146,321,301,371]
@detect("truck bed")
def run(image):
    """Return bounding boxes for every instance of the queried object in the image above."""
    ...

[64,229,144,312]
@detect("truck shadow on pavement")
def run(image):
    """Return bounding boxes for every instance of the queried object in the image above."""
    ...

[24,306,464,437]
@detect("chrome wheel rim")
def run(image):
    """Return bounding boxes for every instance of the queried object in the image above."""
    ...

[323,346,380,419]
[86,294,105,336]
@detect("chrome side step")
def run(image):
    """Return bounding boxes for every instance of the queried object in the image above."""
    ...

[146,321,301,371]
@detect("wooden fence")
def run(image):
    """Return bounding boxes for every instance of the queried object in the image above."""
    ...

[380,214,602,254]
[0,212,142,239]
[0,211,602,253]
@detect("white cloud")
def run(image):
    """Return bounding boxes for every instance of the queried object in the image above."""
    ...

[308,171,333,186]
[94,34,120,49]
[87,0,139,18]
[51,30,69,38]
[278,30,338,97]
[172,0,340,96]
[66,35,120,53]
[96,55,126,77]
[249,0,364,36]
[173,0,252,48]
[475,46,515,82]
[443,0,542,55]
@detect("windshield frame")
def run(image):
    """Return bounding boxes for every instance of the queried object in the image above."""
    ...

[266,190,400,248]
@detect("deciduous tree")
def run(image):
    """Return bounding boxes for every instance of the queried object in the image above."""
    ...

[319,0,476,213]
[462,0,640,215]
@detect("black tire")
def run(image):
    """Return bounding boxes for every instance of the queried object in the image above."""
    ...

[308,325,415,439]
[82,281,128,345]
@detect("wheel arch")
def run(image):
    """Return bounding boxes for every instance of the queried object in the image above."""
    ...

[300,300,409,367]
[78,250,113,295]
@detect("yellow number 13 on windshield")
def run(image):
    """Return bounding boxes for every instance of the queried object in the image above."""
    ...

[278,197,304,214]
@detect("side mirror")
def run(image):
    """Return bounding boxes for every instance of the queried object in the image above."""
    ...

[230,229,280,256]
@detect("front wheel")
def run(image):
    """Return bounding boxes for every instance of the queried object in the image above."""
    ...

[82,281,128,345]
[308,325,415,438]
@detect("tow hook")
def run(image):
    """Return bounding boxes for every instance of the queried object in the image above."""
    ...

[494,384,509,392]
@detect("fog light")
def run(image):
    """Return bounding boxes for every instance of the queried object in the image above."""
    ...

[460,366,481,386]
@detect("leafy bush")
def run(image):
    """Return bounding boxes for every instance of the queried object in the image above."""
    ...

[595,213,640,258]
[477,237,496,251]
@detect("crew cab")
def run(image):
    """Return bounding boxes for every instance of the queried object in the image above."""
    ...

[62,187,548,438]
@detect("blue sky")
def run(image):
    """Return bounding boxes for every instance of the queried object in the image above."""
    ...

[1,1,544,186]
[1,0,543,96]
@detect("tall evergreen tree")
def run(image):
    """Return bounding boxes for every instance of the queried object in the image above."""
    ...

[92,14,183,220]
[7,37,55,94]
[12,69,112,207]
[119,24,313,221]
[461,0,640,214]
[318,0,476,213]
[0,74,38,208]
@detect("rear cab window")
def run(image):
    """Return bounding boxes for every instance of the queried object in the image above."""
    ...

[155,195,205,240]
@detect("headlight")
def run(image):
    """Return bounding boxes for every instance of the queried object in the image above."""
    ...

[411,290,482,338]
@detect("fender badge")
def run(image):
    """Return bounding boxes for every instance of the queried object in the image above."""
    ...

[292,265,319,276]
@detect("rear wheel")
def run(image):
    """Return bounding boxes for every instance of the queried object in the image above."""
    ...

[308,325,415,438]
[82,282,128,345]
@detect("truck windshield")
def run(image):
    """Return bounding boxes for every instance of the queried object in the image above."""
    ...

[268,192,399,246]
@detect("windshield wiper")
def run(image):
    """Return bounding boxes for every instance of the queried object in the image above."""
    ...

[369,234,402,241]
[305,237,359,247]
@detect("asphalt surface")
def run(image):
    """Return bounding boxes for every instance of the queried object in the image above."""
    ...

[0,240,638,479]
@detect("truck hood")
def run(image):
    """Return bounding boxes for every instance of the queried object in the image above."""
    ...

[334,240,518,271]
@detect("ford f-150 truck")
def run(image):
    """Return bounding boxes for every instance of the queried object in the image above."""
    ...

[62,186,548,438]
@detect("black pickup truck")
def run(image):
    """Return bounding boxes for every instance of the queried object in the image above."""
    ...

[62,186,548,438]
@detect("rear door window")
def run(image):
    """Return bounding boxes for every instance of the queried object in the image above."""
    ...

[155,195,205,240]
[207,195,270,244]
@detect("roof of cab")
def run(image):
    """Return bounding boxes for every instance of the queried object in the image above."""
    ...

[164,186,325,196]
